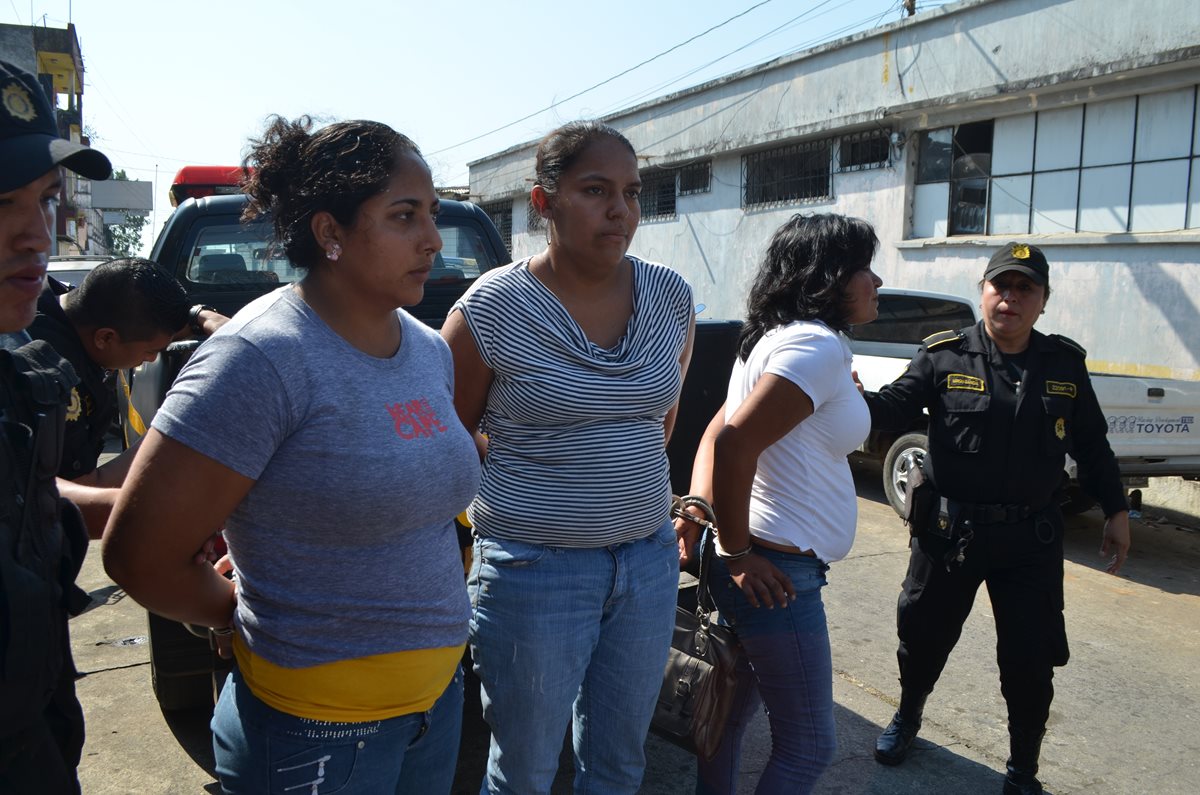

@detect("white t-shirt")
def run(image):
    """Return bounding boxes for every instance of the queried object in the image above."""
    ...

[725,320,869,562]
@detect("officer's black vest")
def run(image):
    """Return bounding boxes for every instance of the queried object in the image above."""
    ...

[0,340,89,736]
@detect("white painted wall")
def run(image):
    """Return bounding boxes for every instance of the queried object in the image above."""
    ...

[471,0,1200,381]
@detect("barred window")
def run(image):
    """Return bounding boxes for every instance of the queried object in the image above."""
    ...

[481,200,512,256]
[743,140,832,207]
[639,168,677,218]
[679,160,712,195]
[838,130,889,171]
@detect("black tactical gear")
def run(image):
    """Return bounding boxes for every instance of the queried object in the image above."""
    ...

[29,277,118,479]
[867,321,1127,749]
[0,340,89,794]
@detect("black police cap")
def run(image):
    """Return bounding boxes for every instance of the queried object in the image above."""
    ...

[984,242,1049,286]
[0,59,111,193]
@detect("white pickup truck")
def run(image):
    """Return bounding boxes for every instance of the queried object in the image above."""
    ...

[850,288,1200,516]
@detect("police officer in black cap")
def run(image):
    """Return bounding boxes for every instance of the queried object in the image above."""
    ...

[0,58,113,793]
[862,242,1130,795]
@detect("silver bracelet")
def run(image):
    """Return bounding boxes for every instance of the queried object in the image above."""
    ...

[716,543,754,561]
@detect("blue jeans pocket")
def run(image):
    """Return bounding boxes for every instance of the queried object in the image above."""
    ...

[476,536,548,568]
[267,740,359,794]
[650,517,678,547]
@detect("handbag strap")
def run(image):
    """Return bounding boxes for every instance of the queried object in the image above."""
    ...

[697,526,720,621]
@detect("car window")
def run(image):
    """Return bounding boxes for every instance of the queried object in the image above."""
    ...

[186,223,294,285]
[850,294,976,344]
[48,257,111,288]
[184,219,501,287]
[432,223,500,282]
[47,268,95,287]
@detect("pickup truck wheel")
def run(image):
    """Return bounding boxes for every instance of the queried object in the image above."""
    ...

[883,432,928,517]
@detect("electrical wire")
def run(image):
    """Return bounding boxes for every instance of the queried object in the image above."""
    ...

[83,72,162,159]
[598,0,931,124]
[591,0,849,118]
[439,0,885,182]
[424,0,780,157]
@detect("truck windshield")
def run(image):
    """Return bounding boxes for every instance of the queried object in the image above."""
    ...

[184,220,497,287]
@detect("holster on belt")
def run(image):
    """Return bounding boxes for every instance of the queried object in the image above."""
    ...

[903,464,949,538]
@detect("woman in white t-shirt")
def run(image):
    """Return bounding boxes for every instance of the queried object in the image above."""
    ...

[677,213,882,794]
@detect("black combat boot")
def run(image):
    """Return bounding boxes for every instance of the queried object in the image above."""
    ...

[874,691,927,765]
[1002,726,1046,794]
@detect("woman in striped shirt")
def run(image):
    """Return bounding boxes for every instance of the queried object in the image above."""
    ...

[443,120,695,794]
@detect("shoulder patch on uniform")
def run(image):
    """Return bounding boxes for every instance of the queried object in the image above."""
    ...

[922,329,962,350]
[65,387,81,421]
[1048,333,1087,358]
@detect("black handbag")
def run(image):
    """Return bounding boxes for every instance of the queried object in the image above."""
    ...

[651,509,744,760]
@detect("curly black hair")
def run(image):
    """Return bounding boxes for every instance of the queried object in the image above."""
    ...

[241,116,422,269]
[737,213,879,360]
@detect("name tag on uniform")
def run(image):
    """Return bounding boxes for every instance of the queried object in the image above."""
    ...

[1046,380,1077,398]
[947,374,985,392]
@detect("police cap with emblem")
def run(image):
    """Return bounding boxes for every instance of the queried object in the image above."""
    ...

[0,59,111,193]
[984,242,1049,287]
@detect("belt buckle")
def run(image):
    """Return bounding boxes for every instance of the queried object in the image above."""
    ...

[1008,504,1030,523]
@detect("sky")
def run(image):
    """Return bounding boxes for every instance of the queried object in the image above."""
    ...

[8,0,953,253]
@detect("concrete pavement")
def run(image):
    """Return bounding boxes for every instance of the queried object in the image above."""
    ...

[70,461,1200,793]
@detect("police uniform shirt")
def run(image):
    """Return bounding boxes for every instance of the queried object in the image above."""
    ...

[866,321,1127,517]
[27,278,117,479]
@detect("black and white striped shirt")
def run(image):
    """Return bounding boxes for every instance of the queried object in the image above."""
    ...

[454,256,693,547]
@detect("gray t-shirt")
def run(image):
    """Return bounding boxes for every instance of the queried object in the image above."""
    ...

[152,287,480,668]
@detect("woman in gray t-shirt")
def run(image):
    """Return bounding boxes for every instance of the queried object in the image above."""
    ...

[102,117,479,794]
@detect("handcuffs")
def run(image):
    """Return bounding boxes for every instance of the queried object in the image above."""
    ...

[670,494,753,560]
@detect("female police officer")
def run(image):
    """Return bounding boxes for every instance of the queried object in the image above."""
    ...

[862,242,1130,795]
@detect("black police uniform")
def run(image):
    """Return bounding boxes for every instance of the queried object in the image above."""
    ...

[866,320,1126,740]
[0,339,91,794]
[28,277,118,480]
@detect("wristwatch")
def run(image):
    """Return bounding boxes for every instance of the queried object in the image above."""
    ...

[189,304,216,336]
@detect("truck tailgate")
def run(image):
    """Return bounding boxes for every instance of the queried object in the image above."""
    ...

[1096,375,1200,466]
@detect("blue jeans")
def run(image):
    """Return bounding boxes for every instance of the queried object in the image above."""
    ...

[211,665,463,794]
[696,548,836,795]
[468,519,679,795]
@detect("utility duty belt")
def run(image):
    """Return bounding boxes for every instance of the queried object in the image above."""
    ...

[953,501,1046,526]
[920,498,1051,537]
[905,469,1055,570]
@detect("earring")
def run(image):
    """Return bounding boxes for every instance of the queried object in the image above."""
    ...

[325,243,341,262]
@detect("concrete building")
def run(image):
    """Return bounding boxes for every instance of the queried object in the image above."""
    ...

[469,0,1200,382]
